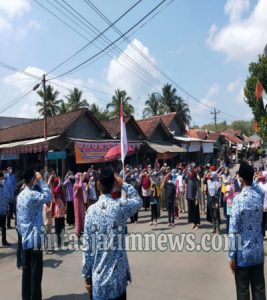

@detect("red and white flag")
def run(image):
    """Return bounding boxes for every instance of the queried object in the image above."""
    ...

[255,80,267,107]
[120,100,128,162]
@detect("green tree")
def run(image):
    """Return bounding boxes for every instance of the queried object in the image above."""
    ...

[174,96,191,125]
[36,85,61,117]
[89,103,109,120]
[231,120,253,136]
[107,89,134,117]
[59,101,68,114]
[201,121,229,132]
[159,83,191,130]
[143,93,161,117]
[244,54,267,139]
[159,83,177,113]
[65,87,89,111]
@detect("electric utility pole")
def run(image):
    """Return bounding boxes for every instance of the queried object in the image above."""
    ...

[211,108,220,131]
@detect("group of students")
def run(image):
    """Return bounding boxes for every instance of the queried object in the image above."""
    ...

[121,162,240,233]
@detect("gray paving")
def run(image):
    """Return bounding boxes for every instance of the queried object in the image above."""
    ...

[2,208,265,300]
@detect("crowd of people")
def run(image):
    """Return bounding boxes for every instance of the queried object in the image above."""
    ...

[1,158,267,299]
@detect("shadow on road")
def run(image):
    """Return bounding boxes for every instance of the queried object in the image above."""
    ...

[44,294,88,300]
[43,258,63,268]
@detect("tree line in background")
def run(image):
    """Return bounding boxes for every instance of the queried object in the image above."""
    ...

[196,120,254,137]
[35,80,257,138]
[36,83,191,125]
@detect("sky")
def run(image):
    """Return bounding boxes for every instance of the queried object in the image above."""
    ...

[0,0,266,126]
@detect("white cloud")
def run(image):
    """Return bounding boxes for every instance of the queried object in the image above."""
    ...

[207,0,267,62]
[106,38,160,118]
[227,77,241,92]
[0,0,30,19]
[16,20,43,40]
[0,0,41,40]
[0,66,109,118]
[207,83,220,98]
[0,15,11,32]
[224,0,250,22]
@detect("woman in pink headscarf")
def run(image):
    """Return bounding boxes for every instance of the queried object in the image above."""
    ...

[73,172,85,237]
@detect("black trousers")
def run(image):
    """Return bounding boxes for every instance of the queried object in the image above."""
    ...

[167,203,174,224]
[22,249,43,300]
[130,212,138,223]
[7,202,13,228]
[143,196,150,209]
[66,201,75,226]
[235,264,266,300]
[55,217,65,248]
[151,204,158,221]
[17,229,22,268]
[113,292,127,300]
[0,214,7,244]
[188,200,200,225]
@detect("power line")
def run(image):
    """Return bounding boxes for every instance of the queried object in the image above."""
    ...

[47,0,142,74]
[0,61,42,80]
[37,0,162,92]
[49,0,168,80]
[83,0,241,121]
[47,0,162,89]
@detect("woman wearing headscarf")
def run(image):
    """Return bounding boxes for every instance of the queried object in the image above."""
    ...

[63,171,75,226]
[207,172,221,234]
[186,170,200,229]
[73,172,85,238]
[140,170,151,211]
[51,177,65,247]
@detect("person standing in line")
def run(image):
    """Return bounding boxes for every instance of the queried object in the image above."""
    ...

[87,176,97,206]
[63,172,75,226]
[160,172,167,211]
[229,162,266,300]
[82,167,142,300]
[140,170,151,211]
[16,169,51,300]
[176,168,185,213]
[6,167,16,229]
[51,177,65,248]
[165,174,176,227]
[0,172,10,246]
[73,172,85,238]
[186,170,200,229]
[150,183,159,226]
[207,172,221,234]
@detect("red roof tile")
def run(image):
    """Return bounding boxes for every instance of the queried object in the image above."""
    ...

[188,129,208,140]
[0,108,109,144]
[101,116,131,138]
[136,117,171,138]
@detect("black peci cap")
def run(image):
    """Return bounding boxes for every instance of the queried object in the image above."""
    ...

[239,161,254,184]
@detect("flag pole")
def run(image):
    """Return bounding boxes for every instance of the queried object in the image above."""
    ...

[120,99,128,181]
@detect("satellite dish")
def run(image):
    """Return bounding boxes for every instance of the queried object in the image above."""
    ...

[264,44,267,58]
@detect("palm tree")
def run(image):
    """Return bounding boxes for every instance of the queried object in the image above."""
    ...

[65,87,89,111]
[174,96,191,126]
[59,101,68,114]
[89,103,109,120]
[159,83,178,113]
[106,89,134,117]
[143,93,161,117]
[36,85,61,117]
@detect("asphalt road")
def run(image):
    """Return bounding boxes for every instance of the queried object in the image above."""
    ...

[1,162,265,300]
[2,207,263,300]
